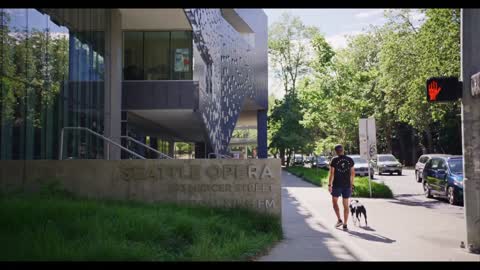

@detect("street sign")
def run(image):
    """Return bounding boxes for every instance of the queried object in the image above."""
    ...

[359,117,376,198]
[471,72,480,97]
[359,117,377,161]
[426,77,462,102]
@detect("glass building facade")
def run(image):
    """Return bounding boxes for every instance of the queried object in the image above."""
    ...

[123,31,193,80]
[0,8,108,160]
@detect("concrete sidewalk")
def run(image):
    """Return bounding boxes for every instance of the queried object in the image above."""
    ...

[258,171,358,261]
[259,170,480,261]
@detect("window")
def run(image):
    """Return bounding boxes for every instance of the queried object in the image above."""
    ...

[144,32,170,80]
[448,159,463,174]
[437,159,446,170]
[379,155,397,162]
[353,157,367,163]
[0,8,107,160]
[424,160,432,170]
[170,31,192,80]
[122,31,193,81]
[430,159,440,169]
[123,32,143,80]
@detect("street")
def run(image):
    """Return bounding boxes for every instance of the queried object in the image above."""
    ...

[373,169,466,218]
[261,169,480,261]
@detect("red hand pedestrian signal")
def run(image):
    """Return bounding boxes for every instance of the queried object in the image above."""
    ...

[426,77,461,102]
[428,80,442,101]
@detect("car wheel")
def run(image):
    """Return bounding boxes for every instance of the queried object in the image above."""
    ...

[447,186,459,205]
[398,171,402,176]
[424,182,433,198]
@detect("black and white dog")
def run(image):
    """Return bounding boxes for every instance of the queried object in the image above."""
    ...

[349,200,368,226]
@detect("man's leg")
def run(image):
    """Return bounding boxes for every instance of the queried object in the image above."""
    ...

[342,198,350,225]
[332,196,341,221]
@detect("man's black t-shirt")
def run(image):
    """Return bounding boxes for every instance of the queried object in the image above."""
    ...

[330,155,354,188]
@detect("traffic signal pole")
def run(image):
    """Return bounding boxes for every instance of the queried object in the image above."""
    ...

[460,9,480,254]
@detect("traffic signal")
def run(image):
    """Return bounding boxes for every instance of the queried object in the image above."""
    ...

[426,77,462,102]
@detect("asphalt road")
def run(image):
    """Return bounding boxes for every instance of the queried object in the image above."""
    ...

[372,169,466,218]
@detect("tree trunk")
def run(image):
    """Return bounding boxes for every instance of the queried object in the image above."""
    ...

[280,148,285,166]
[286,148,293,169]
[385,124,393,153]
[411,129,417,166]
[398,130,406,165]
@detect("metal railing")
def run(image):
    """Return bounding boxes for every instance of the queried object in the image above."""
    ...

[59,127,146,160]
[120,136,172,159]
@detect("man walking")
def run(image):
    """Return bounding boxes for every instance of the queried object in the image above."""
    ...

[328,144,355,230]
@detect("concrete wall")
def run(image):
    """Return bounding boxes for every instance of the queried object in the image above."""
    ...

[104,9,123,160]
[0,159,281,216]
[461,9,480,253]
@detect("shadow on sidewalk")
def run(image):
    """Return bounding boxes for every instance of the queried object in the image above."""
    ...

[360,226,375,232]
[388,196,449,209]
[338,228,396,244]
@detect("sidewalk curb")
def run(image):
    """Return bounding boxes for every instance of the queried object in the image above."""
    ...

[298,195,375,261]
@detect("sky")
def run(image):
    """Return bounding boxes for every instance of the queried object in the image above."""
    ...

[263,9,425,98]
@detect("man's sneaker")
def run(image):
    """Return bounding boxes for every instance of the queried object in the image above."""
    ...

[335,220,343,228]
[343,224,348,230]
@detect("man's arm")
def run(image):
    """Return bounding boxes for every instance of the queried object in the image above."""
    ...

[350,167,355,191]
[328,166,335,192]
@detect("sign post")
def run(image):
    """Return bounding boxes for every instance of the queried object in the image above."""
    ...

[359,117,377,198]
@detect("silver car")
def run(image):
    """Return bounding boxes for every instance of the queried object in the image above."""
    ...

[372,154,403,175]
[349,155,374,179]
[313,156,330,170]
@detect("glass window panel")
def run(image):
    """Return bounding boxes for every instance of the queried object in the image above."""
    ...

[1,9,28,160]
[123,31,143,80]
[170,31,192,80]
[144,32,170,80]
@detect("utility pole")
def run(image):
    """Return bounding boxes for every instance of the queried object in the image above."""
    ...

[460,9,480,254]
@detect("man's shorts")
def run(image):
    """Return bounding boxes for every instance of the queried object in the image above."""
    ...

[331,186,352,198]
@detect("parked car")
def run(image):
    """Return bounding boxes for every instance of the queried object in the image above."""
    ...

[304,156,313,165]
[415,154,444,183]
[371,154,403,175]
[348,155,374,179]
[422,155,464,205]
[313,156,330,170]
[293,154,304,166]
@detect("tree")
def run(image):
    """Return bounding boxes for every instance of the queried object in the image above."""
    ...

[268,12,319,96]
[269,92,312,167]
[268,12,319,165]
[298,9,461,165]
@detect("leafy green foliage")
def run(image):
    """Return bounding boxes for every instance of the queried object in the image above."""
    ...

[288,9,461,161]
[268,12,322,165]
[287,167,393,198]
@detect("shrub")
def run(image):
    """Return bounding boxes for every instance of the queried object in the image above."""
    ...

[286,167,393,198]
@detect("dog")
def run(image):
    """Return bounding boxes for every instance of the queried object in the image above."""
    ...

[349,200,368,226]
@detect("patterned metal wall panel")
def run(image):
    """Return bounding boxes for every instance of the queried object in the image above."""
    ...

[184,9,255,155]
[233,9,269,109]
